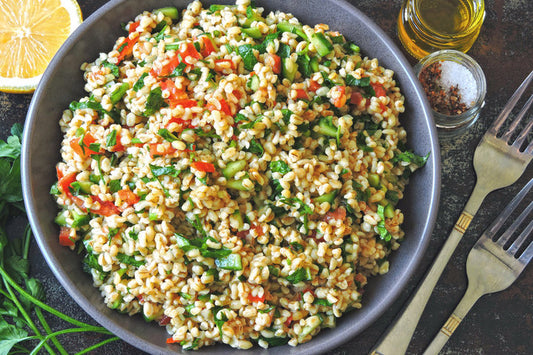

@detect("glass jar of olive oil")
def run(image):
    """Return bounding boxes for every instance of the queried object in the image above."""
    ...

[398,0,485,59]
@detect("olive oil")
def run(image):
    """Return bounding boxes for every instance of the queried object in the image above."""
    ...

[398,0,485,59]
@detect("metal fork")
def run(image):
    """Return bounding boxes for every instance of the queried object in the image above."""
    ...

[370,69,533,355]
[423,178,533,355]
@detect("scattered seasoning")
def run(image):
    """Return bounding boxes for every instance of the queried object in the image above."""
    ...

[419,61,472,115]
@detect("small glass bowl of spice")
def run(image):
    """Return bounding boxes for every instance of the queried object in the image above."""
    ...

[415,49,486,136]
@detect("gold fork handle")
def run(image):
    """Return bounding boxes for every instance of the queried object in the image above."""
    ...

[370,184,489,355]
[423,286,482,355]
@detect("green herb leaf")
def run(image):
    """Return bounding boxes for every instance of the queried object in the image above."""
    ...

[116,253,146,267]
[150,164,180,177]
[247,139,264,156]
[157,128,178,142]
[102,60,119,77]
[106,130,117,147]
[0,320,30,355]
[133,72,148,91]
[238,44,258,71]
[391,150,430,167]
[143,87,165,116]
[270,160,291,174]
[286,267,312,284]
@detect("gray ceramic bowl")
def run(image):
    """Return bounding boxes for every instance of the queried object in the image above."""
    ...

[22,0,440,354]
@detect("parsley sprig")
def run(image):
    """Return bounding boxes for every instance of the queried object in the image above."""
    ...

[0,124,118,354]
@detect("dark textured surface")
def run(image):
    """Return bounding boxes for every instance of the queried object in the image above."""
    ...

[1,0,532,354]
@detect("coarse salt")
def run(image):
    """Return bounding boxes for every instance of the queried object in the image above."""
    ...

[438,60,477,108]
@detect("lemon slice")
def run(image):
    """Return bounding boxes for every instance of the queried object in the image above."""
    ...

[0,0,83,93]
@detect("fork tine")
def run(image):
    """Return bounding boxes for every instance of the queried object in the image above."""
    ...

[495,199,533,247]
[518,232,533,264]
[504,93,533,144]
[504,202,533,255]
[489,70,533,135]
[486,179,533,239]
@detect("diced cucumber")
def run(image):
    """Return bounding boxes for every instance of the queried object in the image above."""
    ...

[282,57,298,82]
[110,83,129,104]
[277,21,308,41]
[310,56,319,73]
[241,27,262,39]
[226,179,252,191]
[315,117,337,138]
[54,210,69,226]
[314,190,338,204]
[299,314,324,340]
[110,295,123,309]
[311,32,333,56]
[209,4,235,12]
[233,210,244,231]
[368,173,380,188]
[154,7,179,20]
[215,253,242,270]
[71,210,89,228]
[246,74,260,91]
[175,233,191,248]
[77,181,93,194]
[384,204,395,219]
[222,160,246,179]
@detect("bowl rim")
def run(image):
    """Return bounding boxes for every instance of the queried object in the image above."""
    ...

[22,0,441,353]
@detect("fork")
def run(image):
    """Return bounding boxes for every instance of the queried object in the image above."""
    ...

[370,69,533,355]
[423,178,533,355]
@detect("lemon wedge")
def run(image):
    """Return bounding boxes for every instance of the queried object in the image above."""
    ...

[0,0,83,93]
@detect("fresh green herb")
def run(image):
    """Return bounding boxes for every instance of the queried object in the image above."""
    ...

[313,298,332,306]
[247,139,264,156]
[356,132,373,152]
[0,124,118,354]
[116,253,145,267]
[102,60,119,77]
[109,179,122,193]
[150,164,180,177]
[238,44,258,71]
[133,72,148,91]
[128,230,139,240]
[320,71,338,88]
[168,62,187,78]
[106,130,117,147]
[259,336,290,347]
[212,307,228,336]
[70,96,120,122]
[269,160,291,174]
[290,242,304,252]
[391,150,430,167]
[157,128,178,142]
[385,190,400,205]
[110,82,129,104]
[345,74,370,87]
[131,137,142,144]
[153,21,168,41]
[143,87,165,116]
[194,128,220,139]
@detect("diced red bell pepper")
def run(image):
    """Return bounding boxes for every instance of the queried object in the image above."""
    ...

[118,188,140,206]
[332,86,347,108]
[70,133,101,159]
[166,116,195,129]
[206,98,232,116]
[284,315,293,327]
[308,79,321,92]
[151,55,181,77]
[179,42,202,65]
[379,102,388,113]
[166,337,179,344]
[248,294,266,303]
[128,20,140,33]
[350,91,364,105]
[116,37,138,62]
[266,54,281,74]
[371,83,386,97]
[169,98,198,109]
[56,166,64,180]
[109,133,125,152]
[323,206,347,223]
[200,35,217,57]
[58,172,86,211]
[59,226,75,247]
[294,88,308,100]
[191,161,215,173]
[90,196,120,217]
[149,143,177,157]
[159,315,171,326]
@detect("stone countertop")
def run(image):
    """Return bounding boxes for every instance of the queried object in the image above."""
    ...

[1,0,531,354]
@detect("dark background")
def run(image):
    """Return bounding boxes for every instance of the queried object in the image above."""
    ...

[0,0,531,354]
